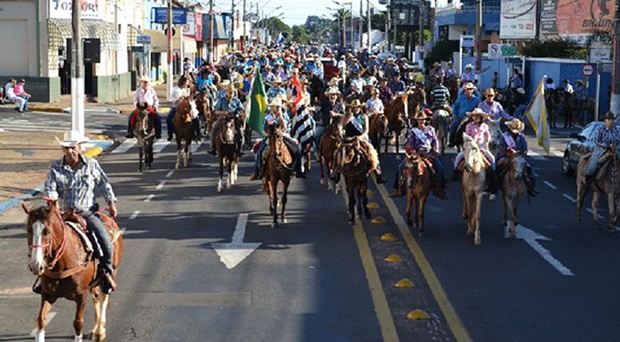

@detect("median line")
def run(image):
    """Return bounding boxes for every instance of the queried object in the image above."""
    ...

[374,179,473,342]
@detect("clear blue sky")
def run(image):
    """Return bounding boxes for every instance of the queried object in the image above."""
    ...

[210,0,388,27]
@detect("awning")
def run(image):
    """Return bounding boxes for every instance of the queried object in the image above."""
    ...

[127,24,146,47]
[48,18,121,51]
[144,29,197,54]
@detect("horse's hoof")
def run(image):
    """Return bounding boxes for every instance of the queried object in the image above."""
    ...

[406,219,413,227]
[474,239,482,245]
[320,178,325,185]
[282,218,287,224]
[271,222,278,228]
[217,188,222,193]
[418,231,424,237]
[92,332,106,342]
[349,219,355,225]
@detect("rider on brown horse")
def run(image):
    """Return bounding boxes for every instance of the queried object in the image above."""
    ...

[250,98,306,180]
[166,76,201,141]
[208,84,245,156]
[126,76,162,139]
[497,119,539,197]
[584,111,620,186]
[390,111,447,199]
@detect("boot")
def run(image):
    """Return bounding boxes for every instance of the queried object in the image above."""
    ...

[432,175,448,200]
[295,159,307,179]
[526,177,538,197]
[486,169,498,200]
[102,273,117,294]
[249,172,260,181]
[375,171,388,184]
[125,125,134,138]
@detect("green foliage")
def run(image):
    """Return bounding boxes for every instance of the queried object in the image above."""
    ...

[291,26,310,44]
[257,17,290,37]
[424,39,459,65]
[519,38,586,59]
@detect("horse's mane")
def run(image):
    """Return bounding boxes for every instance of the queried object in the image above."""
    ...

[28,206,51,222]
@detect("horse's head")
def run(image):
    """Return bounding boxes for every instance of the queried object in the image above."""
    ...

[22,201,61,275]
[220,115,236,144]
[176,97,197,123]
[509,152,526,181]
[376,113,388,136]
[462,133,483,173]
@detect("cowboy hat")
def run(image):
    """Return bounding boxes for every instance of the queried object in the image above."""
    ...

[576,80,584,86]
[347,99,365,108]
[324,86,341,96]
[413,110,430,121]
[483,88,496,96]
[464,63,473,69]
[268,98,285,108]
[139,76,151,83]
[433,61,440,67]
[327,78,341,86]
[563,79,570,83]
[271,76,283,84]
[505,119,525,134]
[219,79,231,88]
[466,108,489,119]
[462,82,476,90]
[602,111,616,120]
[516,87,525,94]
[56,130,89,147]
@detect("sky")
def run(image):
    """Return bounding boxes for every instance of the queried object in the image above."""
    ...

[208,0,388,27]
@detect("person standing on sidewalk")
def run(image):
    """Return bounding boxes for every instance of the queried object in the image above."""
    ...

[39,130,118,294]
[126,77,162,139]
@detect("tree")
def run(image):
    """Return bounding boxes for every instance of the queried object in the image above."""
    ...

[291,26,310,44]
[257,17,290,39]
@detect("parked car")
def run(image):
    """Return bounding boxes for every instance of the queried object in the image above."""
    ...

[562,121,619,176]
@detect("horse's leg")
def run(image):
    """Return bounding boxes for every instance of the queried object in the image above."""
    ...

[474,194,483,245]
[394,134,400,158]
[72,293,88,341]
[138,146,143,172]
[147,140,154,168]
[507,196,516,239]
[348,182,355,224]
[592,191,600,229]
[175,147,182,170]
[89,288,103,340]
[217,156,224,192]
[281,180,289,224]
[272,180,279,228]
[226,158,232,189]
[35,297,54,342]
[362,183,371,219]
[92,294,111,342]
[185,142,191,167]
[576,178,587,224]
[465,193,475,235]
[418,193,428,235]
[356,186,363,218]
[320,157,326,186]
[405,191,414,227]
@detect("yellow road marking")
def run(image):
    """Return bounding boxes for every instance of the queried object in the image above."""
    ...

[373,179,473,342]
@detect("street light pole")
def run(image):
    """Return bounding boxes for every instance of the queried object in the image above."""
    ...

[71,0,84,135]
[167,0,173,99]
[367,0,371,53]
[475,0,482,72]
[209,0,214,63]
[358,0,362,50]
[611,0,620,120]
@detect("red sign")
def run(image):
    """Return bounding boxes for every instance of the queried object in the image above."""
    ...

[582,64,594,76]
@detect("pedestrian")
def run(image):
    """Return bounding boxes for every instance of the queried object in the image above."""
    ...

[39,129,118,294]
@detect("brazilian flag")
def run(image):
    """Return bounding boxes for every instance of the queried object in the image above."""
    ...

[247,70,268,136]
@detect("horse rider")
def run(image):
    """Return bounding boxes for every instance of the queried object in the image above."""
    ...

[460,64,490,88]
[315,86,345,144]
[126,76,162,139]
[410,64,425,87]
[37,130,118,294]
[208,84,245,156]
[477,88,515,122]
[449,82,481,147]
[166,76,201,142]
[347,71,366,98]
[428,61,445,85]
[430,77,451,113]
[249,97,306,180]
[365,88,384,118]
[497,119,539,197]
[451,108,498,198]
[545,77,556,90]
[378,77,393,103]
[388,73,406,96]
[510,68,524,94]
[390,110,447,199]
[563,79,574,94]
[575,80,587,108]
[445,62,456,80]
[337,99,388,184]
[266,76,286,101]
[584,111,620,185]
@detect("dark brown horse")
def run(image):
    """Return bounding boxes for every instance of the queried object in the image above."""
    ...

[368,113,388,158]
[333,137,372,224]
[318,115,343,193]
[22,201,123,341]
[216,114,240,192]
[174,96,198,169]
[195,89,213,135]
[133,103,155,172]
[384,92,409,155]
[264,124,295,227]
[406,86,427,128]
[545,88,562,129]
[403,151,433,234]
[445,76,460,104]
[559,91,577,128]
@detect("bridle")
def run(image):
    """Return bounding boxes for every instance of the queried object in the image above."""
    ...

[28,208,68,271]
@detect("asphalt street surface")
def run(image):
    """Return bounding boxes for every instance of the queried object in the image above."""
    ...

[1,109,620,342]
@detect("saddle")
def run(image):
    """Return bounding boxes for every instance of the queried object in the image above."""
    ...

[432,105,452,114]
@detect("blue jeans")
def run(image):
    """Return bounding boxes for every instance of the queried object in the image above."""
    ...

[82,209,114,274]
[449,116,463,146]
[166,107,176,138]
[19,95,29,110]
[314,125,326,146]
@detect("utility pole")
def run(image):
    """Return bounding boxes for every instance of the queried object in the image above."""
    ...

[243,0,246,50]
[475,0,482,72]
[209,0,214,63]
[385,5,390,52]
[71,0,84,135]
[167,0,173,99]
[419,0,424,63]
[230,0,235,50]
[350,3,353,49]
[611,0,620,120]
[343,9,346,47]
[367,0,371,53]
[359,0,362,50]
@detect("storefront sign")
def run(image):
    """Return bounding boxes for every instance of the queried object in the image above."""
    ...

[49,0,103,19]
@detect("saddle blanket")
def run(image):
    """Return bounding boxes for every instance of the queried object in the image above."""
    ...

[291,111,316,151]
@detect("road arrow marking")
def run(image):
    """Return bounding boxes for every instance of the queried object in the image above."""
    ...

[515,224,574,276]
[211,214,261,269]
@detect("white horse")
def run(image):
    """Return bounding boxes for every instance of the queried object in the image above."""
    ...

[499,152,526,238]
[460,133,488,245]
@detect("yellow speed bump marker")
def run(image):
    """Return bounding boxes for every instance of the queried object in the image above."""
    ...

[384,254,403,263]
[407,309,430,320]
[366,189,373,196]
[394,279,415,288]
[371,217,386,224]
[97,135,109,140]
[380,233,397,241]
[367,202,379,209]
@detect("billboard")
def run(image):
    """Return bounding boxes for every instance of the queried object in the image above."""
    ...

[500,0,536,39]
[540,0,614,45]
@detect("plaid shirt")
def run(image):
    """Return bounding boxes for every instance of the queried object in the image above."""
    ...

[593,125,620,157]
[44,155,117,212]
[214,96,244,117]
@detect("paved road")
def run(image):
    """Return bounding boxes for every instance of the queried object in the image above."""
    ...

[0,109,126,134]
[2,124,620,341]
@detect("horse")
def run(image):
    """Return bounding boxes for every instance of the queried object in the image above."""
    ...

[264,124,295,228]
[195,88,213,136]
[368,113,388,158]
[22,201,123,342]
[498,152,526,238]
[133,103,155,172]
[460,134,488,245]
[496,86,515,116]
[431,108,451,155]
[445,76,460,104]
[545,88,562,129]
[215,114,241,192]
[559,91,577,128]
[576,148,620,232]
[384,92,409,156]
[577,97,596,125]
[334,137,372,224]
[486,117,503,159]
[318,115,343,193]
[406,86,427,129]
[173,96,199,169]
[403,151,433,234]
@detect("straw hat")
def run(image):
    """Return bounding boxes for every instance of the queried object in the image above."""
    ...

[602,111,616,120]
[483,88,496,97]
[324,86,341,96]
[413,110,430,121]
[462,82,476,90]
[56,130,89,147]
[139,76,151,83]
[268,98,285,108]
[505,119,525,134]
[272,76,283,84]
[347,99,365,108]
[433,61,440,67]
[327,78,341,86]
[466,108,489,119]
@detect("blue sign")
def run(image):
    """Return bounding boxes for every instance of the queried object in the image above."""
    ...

[152,7,187,25]
[136,35,151,44]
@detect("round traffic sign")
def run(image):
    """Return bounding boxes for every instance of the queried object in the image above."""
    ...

[582,64,594,76]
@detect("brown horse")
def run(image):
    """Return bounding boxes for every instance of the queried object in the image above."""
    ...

[216,114,240,192]
[499,152,526,238]
[576,148,620,232]
[318,115,343,193]
[133,103,155,172]
[195,89,213,135]
[406,86,426,128]
[333,137,372,224]
[559,91,577,128]
[445,76,460,104]
[368,113,388,158]
[173,96,198,169]
[22,201,123,341]
[545,88,562,129]
[460,134,488,245]
[384,92,409,156]
[264,124,295,227]
[403,151,432,234]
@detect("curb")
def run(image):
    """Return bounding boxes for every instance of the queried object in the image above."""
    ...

[28,106,64,113]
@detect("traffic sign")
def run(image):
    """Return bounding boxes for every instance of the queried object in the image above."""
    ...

[136,35,151,44]
[582,64,594,77]
[153,7,187,25]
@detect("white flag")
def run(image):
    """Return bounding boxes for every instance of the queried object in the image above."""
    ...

[525,77,550,155]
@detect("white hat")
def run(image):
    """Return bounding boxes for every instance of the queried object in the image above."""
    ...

[56,130,89,147]
[139,76,151,83]
[465,64,473,69]
[268,98,285,108]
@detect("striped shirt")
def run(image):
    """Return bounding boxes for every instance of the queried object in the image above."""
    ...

[44,155,117,212]
[430,85,451,107]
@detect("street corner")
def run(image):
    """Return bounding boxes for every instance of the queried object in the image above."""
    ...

[27,105,64,113]
[83,136,116,158]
